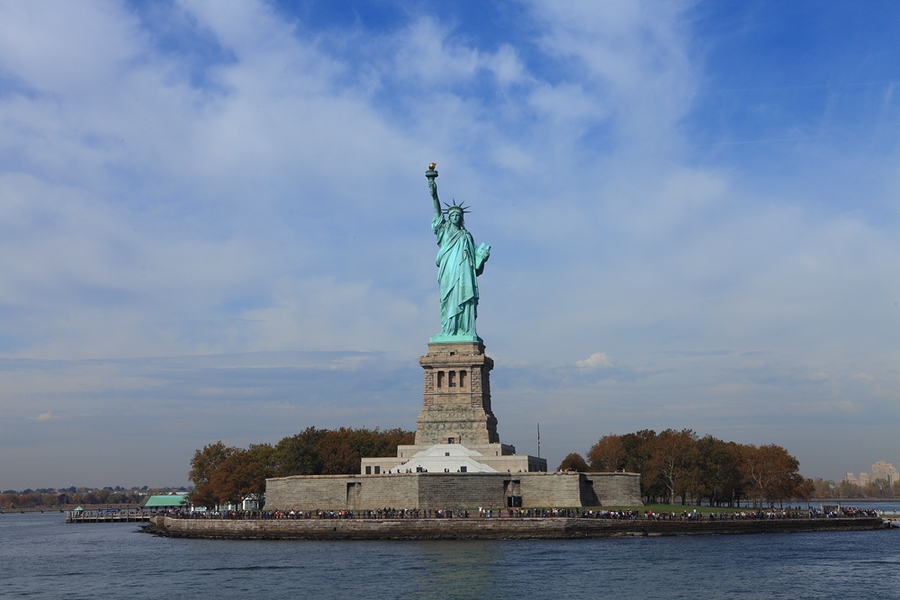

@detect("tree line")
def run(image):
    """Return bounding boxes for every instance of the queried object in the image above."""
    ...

[189,426,819,509]
[558,429,814,507]
[188,426,414,508]
[833,478,900,499]
[0,486,182,509]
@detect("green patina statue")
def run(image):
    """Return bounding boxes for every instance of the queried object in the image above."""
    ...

[426,163,490,343]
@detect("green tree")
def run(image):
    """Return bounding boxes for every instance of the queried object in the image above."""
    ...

[270,426,414,477]
[837,479,860,499]
[691,436,743,507]
[868,478,892,499]
[272,427,327,476]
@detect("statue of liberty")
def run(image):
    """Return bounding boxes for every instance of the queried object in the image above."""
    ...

[426,163,491,343]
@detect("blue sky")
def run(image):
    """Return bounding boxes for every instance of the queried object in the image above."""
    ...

[1,0,898,490]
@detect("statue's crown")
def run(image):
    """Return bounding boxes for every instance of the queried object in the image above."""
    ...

[442,199,471,215]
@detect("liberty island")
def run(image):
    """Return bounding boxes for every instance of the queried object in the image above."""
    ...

[141,166,888,540]
[262,164,643,513]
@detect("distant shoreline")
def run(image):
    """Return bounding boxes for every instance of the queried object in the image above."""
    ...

[144,515,890,540]
[0,504,142,514]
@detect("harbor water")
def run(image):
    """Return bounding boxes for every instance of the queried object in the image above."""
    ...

[2,508,899,599]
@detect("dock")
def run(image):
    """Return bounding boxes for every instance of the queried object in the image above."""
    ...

[66,510,152,524]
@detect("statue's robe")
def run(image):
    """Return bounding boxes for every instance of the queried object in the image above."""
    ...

[433,215,481,337]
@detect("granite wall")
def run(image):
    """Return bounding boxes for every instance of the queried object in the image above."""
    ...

[264,471,642,510]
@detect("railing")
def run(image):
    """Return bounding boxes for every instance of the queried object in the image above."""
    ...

[66,510,152,523]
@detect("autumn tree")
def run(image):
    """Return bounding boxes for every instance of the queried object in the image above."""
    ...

[791,474,815,504]
[208,444,275,505]
[741,444,801,507]
[586,430,660,502]
[647,429,697,504]
[580,431,806,506]
[557,453,589,472]
[620,430,660,502]
[189,426,416,507]
[188,441,237,508]
[587,434,627,472]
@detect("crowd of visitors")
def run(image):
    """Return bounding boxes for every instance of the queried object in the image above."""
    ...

[157,505,879,521]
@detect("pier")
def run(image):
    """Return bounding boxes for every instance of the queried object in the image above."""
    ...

[66,510,151,524]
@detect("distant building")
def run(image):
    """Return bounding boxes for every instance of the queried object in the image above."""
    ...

[870,461,899,486]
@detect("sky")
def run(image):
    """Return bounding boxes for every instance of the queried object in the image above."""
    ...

[1,0,898,490]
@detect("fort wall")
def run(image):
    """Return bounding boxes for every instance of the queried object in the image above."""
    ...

[265,471,642,511]
[150,515,887,540]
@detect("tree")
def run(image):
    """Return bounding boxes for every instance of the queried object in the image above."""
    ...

[868,478,892,499]
[270,426,415,477]
[740,444,801,507]
[621,430,659,503]
[318,429,365,475]
[837,479,859,499]
[587,434,626,472]
[208,444,274,506]
[646,429,697,504]
[271,427,327,476]
[691,436,743,507]
[557,453,589,472]
[791,475,815,504]
[189,441,237,508]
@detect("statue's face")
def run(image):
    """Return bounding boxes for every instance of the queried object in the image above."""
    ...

[449,210,463,225]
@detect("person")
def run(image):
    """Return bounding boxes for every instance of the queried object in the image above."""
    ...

[427,168,490,340]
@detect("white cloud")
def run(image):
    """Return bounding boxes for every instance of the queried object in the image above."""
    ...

[575,352,614,369]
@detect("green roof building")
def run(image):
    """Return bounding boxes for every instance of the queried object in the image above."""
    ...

[141,493,190,509]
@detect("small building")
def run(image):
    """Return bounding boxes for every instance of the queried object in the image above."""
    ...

[141,493,190,511]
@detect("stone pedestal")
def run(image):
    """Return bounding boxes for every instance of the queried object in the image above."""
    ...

[415,342,499,446]
[358,339,547,476]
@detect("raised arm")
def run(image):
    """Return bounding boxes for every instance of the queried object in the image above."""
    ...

[427,163,442,219]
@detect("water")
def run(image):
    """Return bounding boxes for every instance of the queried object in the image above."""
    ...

[2,511,899,599]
